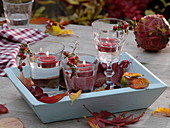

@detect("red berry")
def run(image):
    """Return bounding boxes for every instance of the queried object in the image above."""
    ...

[132,17,136,21]
[75,56,79,60]
[18,65,22,69]
[22,62,26,66]
[113,26,118,30]
[64,51,69,56]
[19,53,24,57]
[22,55,27,59]
[123,24,128,29]
[22,47,27,50]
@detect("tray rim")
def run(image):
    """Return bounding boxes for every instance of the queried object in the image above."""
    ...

[4,52,167,106]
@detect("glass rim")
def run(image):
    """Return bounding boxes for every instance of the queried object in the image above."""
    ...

[92,18,128,26]
[2,0,34,5]
[62,53,99,69]
[29,42,65,55]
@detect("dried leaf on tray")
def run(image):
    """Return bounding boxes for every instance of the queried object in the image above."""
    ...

[18,72,34,88]
[130,78,150,89]
[69,90,82,104]
[38,92,67,103]
[83,105,145,128]
[0,104,8,114]
[152,107,170,117]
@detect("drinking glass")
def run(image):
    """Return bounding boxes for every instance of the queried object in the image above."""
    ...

[2,0,34,28]
[92,18,128,88]
[62,53,99,93]
[28,41,65,95]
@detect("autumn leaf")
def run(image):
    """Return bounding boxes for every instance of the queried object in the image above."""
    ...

[38,92,67,103]
[83,105,145,128]
[0,20,6,26]
[123,72,143,77]
[0,118,24,128]
[0,104,8,114]
[30,17,54,24]
[18,72,34,88]
[45,23,73,36]
[84,116,101,128]
[69,90,82,104]
[152,107,170,117]
[129,78,150,89]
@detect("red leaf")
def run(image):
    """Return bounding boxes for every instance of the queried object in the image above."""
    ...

[94,73,106,87]
[60,18,68,26]
[83,105,145,127]
[38,92,67,103]
[0,104,8,114]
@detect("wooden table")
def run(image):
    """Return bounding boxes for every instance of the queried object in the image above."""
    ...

[0,24,170,128]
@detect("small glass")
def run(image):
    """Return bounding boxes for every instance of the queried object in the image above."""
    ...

[2,0,34,28]
[28,42,64,94]
[62,54,99,93]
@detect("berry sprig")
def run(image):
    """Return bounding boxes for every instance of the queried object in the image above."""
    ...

[17,44,31,72]
[63,41,79,78]
[112,17,137,33]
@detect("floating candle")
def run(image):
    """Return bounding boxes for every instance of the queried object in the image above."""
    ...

[39,51,57,68]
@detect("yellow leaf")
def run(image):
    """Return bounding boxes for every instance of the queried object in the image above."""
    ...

[130,78,150,89]
[46,24,73,36]
[69,90,82,104]
[152,107,170,117]
[84,116,100,128]
[57,29,73,36]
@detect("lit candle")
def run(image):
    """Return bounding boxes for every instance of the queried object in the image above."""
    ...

[39,51,57,68]
[97,38,116,52]
[77,60,93,77]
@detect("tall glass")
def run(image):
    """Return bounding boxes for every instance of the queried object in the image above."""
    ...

[92,18,128,88]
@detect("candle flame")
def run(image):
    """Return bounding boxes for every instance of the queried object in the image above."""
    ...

[40,48,42,52]
[46,51,49,57]
[83,60,86,65]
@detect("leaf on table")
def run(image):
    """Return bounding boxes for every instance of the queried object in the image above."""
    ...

[129,78,150,89]
[83,105,145,128]
[0,117,24,128]
[0,20,7,26]
[38,92,67,103]
[30,17,55,24]
[0,104,8,114]
[45,23,73,36]
[69,90,82,104]
[152,107,170,117]
[18,72,34,88]
[84,116,101,128]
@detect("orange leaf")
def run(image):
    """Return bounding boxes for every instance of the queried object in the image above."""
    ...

[38,92,67,103]
[30,17,55,24]
[84,116,100,128]
[60,18,68,26]
[152,107,170,117]
[129,78,150,89]
[18,72,34,88]
[123,72,143,77]
[69,90,82,104]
